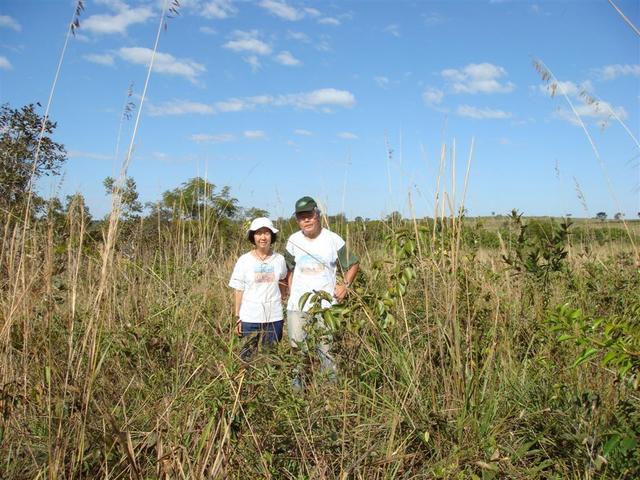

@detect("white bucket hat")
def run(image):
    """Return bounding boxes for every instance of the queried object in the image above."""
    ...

[246,217,279,239]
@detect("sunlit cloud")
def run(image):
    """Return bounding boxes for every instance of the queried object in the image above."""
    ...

[259,0,304,21]
[83,3,153,35]
[190,133,235,143]
[0,15,21,31]
[201,0,237,19]
[375,76,390,88]
[244,130,267,139]
[456,105,512,119]
[199,26,217,35]
[223,30,272,55]
[423,87,444,106]
[384,24,400,37]
[596,64,640,81]
[0,56,12,70]
[442,63,515,94]
[319,17,340,26]
[68,150,113,161]
[118,47,206,83]
[287,30,310,43]
[147,100,215,116]
[84,53,115,66]
[275,50,301,66]
[338,132,358,140]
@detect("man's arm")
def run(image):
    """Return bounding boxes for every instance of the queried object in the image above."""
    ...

[334,262,359,303]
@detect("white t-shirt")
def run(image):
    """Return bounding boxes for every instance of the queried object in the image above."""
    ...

[286,229,345,312]
[228,252,287,323]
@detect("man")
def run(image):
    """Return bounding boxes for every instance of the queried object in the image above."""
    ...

[285,196,359,387]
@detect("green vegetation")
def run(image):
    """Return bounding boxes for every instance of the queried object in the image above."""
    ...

[1,187,638,478]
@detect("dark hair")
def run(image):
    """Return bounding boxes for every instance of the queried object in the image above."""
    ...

[248,230,277,245]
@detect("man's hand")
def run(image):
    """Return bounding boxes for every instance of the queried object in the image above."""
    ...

[334,283,349,302]
[235,319,242,337]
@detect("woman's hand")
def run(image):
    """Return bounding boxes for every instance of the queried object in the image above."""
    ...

[235,318,242,337]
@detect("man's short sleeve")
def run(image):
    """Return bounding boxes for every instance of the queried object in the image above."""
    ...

[278,255,288,279]
[337,244,358,270]
[284,240,296,270]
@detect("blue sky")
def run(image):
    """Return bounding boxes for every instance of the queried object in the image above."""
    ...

[1,0,638,220]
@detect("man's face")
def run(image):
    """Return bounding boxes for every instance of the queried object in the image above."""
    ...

[296,210,320,237]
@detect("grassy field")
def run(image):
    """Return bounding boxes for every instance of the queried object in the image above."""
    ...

[1,209,638,479]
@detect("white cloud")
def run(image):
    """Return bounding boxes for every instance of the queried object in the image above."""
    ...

[83,4,153,35]
[199,26,217,35]
[275,50,301,66]
[554,100,628,127]
[259,0,304,21]
[375,76,390,88]
[338,132,358,140]
[423,12,444,26]
[319,17,340,26]
[223,30,272,55]
[287,88,355,110]
[216,98,249,112]
[0,15,21,31]
[294,129,312,136]
[423,87,444,106]
[244,55,262,72]
[118,47,205,82]
[456,105,512,119]
[538,80,591,97]
[304,7,321,17]
[244,130,267,139]
[201,0,237,19]
[287,30,310,43]
[0,56,12,70]
[190,133,235,143]
[68,150,113,161]
[597,64,640,81]
[147,100,215,116]
[212,88,355,113]
[384,24,400,37]
[442,63,515,94]
[84,53,115,66]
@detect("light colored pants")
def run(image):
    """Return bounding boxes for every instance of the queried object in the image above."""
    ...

[287,310,336,375]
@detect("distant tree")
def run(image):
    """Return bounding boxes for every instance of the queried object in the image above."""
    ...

[64,192,92,224]
[0,103,67,210]
[613,212,624,220]
[386,211,403,225]
[155,177,238,221]
[242,207,269,220]
[595,212,607,221]
[354,216,364,223]
[103,176,142,219]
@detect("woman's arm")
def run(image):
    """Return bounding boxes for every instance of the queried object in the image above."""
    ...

[234,289,243,336]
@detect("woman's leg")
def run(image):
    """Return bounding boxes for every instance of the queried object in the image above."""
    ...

[260,320,284,349]
[240,322,261,360]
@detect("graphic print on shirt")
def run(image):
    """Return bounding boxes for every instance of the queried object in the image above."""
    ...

[298,253,327,276]
[254,262,275,283]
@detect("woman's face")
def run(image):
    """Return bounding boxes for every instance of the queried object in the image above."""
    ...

[253,227,272,248]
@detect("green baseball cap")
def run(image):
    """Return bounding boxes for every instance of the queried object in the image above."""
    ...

[294,196,317,214]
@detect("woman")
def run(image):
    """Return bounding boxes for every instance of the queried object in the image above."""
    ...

[228,217,288,360]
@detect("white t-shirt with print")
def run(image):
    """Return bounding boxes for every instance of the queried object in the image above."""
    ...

[228,252,287,323]
[286,229,345,312]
